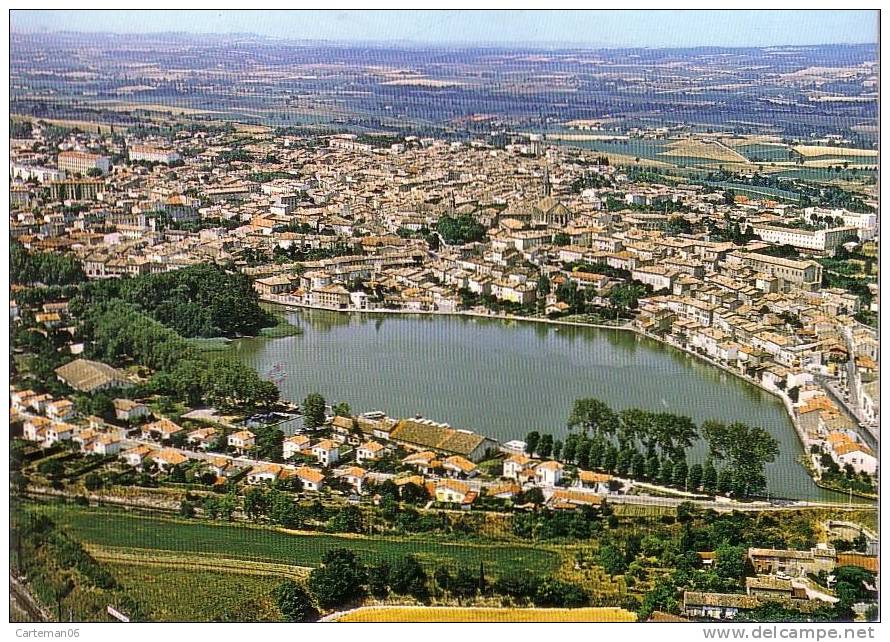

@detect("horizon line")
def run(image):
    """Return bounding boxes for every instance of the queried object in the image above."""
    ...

[9,29,879,50]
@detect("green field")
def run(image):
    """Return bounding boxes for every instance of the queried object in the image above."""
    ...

[736,143,793,162]
[105,562,285,622]
[31,503,562,576]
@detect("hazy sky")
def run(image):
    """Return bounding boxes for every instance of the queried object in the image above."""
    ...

[10,10,878,47]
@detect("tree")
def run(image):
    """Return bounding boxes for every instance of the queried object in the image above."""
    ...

[536,274,551,297]
[702,459,718,494]
[533,578,588,607]
[83,473,102,491]
[434,566,453,594]
[243,487,267,521]
[687,463,704,491]
[178,499,196,518]
[368,562,391,599]
[332,401,351,417]
[659,459,674,486]
[302,393,327,430]
[714,543,747,582]
[717,467,734,495]
[525,431,540,456]
[308,548,368,610]
[328,506,363,533]
[703,421,779,496]
[598,544,627,576]
[552,439,563,461]
[274,580,319,622]
[436,214,486,245]
[388,555,428,599]
[637,577,679,620]
[672,459,689,489]
[450,566,479,602]
[537,434,554,459]
[562,434,579,463]
[568,398,617,436]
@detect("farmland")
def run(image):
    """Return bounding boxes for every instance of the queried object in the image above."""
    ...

[104,562,285,622]
[332,605,637,622]
[792,144,878,158]
[29,502,563,577]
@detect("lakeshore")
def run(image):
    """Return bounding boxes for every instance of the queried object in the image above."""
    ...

[240,300,850,502]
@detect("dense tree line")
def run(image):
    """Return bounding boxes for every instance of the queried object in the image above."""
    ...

[11,241,86,286]
[526,399,779,498]
[72,263,274,338]
[283,546,591,615]
[83,300,278,411]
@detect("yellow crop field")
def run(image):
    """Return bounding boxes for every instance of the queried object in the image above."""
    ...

[793,145,878,158]
[660,139,749,163]
[334,606,637,622]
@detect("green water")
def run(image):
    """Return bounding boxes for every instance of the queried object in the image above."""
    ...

[230,308,844,502]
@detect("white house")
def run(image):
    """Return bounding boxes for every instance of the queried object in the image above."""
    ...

[114,398,151,422]
[121,445,155,468]
[503,453,534,480]
[355,440,387,464]
[46,399,76,422]
[227,430,256,454]
[311,439,340,467]
[337,466,367,494]
[90,434,122,456]
[534,460,564,486]
[296,466,325,492]
[283,434,311,460]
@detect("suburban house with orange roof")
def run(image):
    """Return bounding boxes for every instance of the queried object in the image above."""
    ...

[546,489,605,510]
[89,433,123,456]
[45,422,76,446]
[228,429,256,454]
[296,466,325,492]
[22,416,51,443]
[186,426,219,450]
[442,455,478,478]
[502,452,535,481]
[46,399,75,422]
[247,463,284,485]
[142,418,183,441]
[824,431,877,475]
[151,448,189,472]
[534,460,564,486]
[114,398,151,422]
[575,470,614,492]
[435,478,476,506]
[283,434,311,460]
[337,466,367,493]
[402,450,441,475]
[121,444,155,468]
[356,440,387,464]
[311,439,340,466]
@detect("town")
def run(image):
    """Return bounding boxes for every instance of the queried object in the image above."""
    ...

[8,24,879,626]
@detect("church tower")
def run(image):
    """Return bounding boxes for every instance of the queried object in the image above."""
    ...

[542,166,551,197]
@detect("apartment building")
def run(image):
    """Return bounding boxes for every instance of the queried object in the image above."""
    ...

[748,223,858,254]
[58,151,111,175]
[128,145,182,164]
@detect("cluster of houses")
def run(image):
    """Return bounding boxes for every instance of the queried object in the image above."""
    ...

[12,387,125,457]
[682,544,879,620]
[14,375,621,512]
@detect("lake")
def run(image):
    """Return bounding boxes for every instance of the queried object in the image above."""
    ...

[230,308,843,501]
